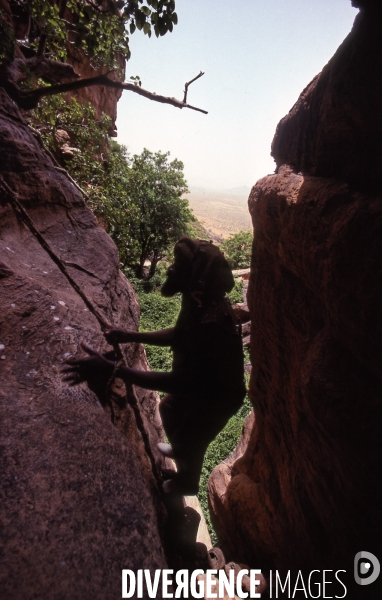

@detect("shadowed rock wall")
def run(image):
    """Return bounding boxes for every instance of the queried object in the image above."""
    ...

[209,4,382,598]
[0,88,167,599]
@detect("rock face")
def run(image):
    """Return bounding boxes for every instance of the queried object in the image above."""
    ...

[0,0,123,134]
[271,3,382,192]
[65,44,124,134]
[0,88,168,599]
[209,4,382,598]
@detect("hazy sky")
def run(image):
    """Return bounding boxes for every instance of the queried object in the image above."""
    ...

[116,0,358,190]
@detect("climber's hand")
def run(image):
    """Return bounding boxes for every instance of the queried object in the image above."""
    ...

[104,328,134,345]
[61,342,115,387]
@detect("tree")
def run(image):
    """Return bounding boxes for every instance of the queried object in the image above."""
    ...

[1,0,178,69]
[124,148,194,278]
[27,94,195,276]
[220,231,253,270]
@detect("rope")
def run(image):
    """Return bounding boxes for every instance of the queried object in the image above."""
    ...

[0,173,162,487]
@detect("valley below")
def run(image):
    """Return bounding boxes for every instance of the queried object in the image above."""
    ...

[186,186,253,239]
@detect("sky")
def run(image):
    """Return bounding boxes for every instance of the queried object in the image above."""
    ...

[116,0,358,191]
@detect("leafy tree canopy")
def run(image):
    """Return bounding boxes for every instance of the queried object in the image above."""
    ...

[220,230,253,270]
[1,0,178,68]
[125,148,194,278]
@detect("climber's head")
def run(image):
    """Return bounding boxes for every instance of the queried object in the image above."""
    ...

[161,236,234,303]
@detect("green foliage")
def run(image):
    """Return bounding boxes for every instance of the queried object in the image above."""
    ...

[124,148,194,278]
[29,97,194,276]
[198,392,252,545]
[135,285,181,372]
[220,230,253,270]
[3,0,179,70]
[29,96,135,254]
[227,278,244,305]
[30,94,111,182]
[0,15,15,62]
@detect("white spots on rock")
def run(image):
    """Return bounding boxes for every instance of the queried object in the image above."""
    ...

[1,355,6,360]
[0,344,4,351]
[22,325,26,329]
[34,290,39,293]
[43,271,48,274]
[6,247,15,253]
[26,351,30,355]
[26,369,38,377]
[84,308,88,312]
[58,301,66,306]
[62,352,72,359]
[11,303,16,308]
[64,326,73,330]
[53,316,60,321]
[50,305,56,310]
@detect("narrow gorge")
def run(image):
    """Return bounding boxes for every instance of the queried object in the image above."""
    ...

[1,1,381,599]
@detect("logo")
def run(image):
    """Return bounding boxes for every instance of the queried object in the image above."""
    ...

[354,551,380,586]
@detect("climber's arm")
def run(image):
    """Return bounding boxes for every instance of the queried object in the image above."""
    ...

[61,342,180,394]
[115,365,179,394]
[104,327,175,347]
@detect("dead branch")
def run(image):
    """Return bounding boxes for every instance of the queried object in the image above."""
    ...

[0,68,208,114]
[183,70,205,104]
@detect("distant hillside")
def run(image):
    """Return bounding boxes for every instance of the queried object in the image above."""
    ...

[185,186,252,239]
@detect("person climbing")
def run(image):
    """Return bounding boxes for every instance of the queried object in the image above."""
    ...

[62,237,246,496]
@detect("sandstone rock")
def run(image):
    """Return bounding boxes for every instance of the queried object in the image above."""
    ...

[207,547,226,570]
[232,268,250,280]
[213,166,382,582]
[208,411,255,543]
[232,302,250,323]
[271,3,382,190]
[60,142,80,158]
[241,321,251,337]
[184,495,212,549]
[209,6,382,598]
[0,88,168,599]
[1,0,124,132]
[242,335,250,348]
[54,129,70,145]
[65,44,124,132]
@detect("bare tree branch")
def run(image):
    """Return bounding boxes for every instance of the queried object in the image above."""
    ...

[183,70,205,104]
[0,69,208,114]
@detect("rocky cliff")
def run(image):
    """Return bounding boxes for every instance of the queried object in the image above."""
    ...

[0,87,168,599]
[209,3,382,598]
[0,0,123,134]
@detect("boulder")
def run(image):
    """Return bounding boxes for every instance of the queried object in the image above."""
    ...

[271,2,382,191]
[208,4,382,598]
[0,88,168,599]
[208,411,254,545]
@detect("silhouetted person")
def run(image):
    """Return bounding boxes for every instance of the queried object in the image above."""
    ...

[63,237,246,495]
